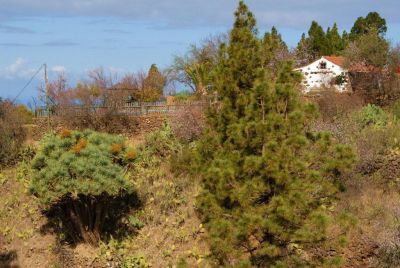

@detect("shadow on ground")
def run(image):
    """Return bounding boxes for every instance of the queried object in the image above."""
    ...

[0,250,20,268]
[39,191,143,247]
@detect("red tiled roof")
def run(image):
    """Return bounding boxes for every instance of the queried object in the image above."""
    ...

[324,56,345,67]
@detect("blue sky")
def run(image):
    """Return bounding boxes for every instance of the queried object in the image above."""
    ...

[0,0,399,105]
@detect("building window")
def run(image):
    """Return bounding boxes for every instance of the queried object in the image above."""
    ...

[319,61,327,69]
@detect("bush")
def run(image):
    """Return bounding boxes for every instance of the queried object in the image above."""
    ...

[173,91,197,101]
[170,107,205,143]
[359,104,388,128]
[391,100,400,120]
[314,91,365,121]
[379,248,400,268]
[30,129,136,245]
[45,72,134,134]
[16,104,33,124]
[142,122,181,158]
[56,106,133,134]
[120,254,150,268]
[0,99,27,166]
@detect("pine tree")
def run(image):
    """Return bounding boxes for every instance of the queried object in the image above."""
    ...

[350,11,387,40]
[326,23,345,55]
[261,26,290,73]
[195,1,355,266]
[307,21,328,58]
[342,30,350,49]
[295,33,313,66]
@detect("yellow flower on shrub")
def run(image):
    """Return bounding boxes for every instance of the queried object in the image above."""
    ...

[60,128,72,138]
[126,149,137,161]
[111,143,123,155]
[72,138,88,154]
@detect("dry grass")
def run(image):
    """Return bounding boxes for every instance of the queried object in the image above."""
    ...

[118,129,211,267]
[0,128,211,268]
[0,168,57,268]
[337,173,400,267]
[310,103,400,267]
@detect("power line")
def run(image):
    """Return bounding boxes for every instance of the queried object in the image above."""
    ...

[12,64,45,104]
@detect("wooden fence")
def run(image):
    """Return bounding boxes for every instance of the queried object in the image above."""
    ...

[34,100,209,117]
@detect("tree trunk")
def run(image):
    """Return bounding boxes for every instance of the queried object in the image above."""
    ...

[67,196,107,246]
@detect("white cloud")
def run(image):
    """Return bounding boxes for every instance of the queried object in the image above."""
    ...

[6,57,25,74]
[109,66,124,75]
[0,0,398,29]
[51,65,66,73]
[0,57,36,80]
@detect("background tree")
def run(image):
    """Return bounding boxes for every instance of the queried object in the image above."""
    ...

[141,64,166,102]
[295,21,333,64]
[307,21,329,58]
[195,1,354,266]
[168,34,225,97]
[344,29,393,102]
[342,29,350,49]
[30,129,136,245]
[296,22,348,65]
[350,11,387,40]
[295,33,314,66]
[110,72,139,103]
[261,26,291,74]
[326,23,345,55]
[43,71,133,133]
[345,28,389,68]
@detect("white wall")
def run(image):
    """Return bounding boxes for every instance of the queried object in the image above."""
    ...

[296,57,349,93]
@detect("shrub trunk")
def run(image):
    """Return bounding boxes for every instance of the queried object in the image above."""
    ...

[67,195,107,246]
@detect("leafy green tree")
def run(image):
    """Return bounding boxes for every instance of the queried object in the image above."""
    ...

[169,35,224,97]
[344,29,395,100]
[350,11,387,40]
[345,28,389,68]
[194,1,354,266]
[30,129,136,245]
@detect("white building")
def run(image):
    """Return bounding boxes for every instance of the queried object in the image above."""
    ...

[295,56,350,93]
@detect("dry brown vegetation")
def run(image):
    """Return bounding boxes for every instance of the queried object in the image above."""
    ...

[0,121,212,268]
[309,99,400,267]
[4,97,400,267]
[170,106,206,143]
[0,100,28,167]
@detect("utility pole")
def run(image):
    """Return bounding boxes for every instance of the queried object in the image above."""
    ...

[44,63,50,129]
